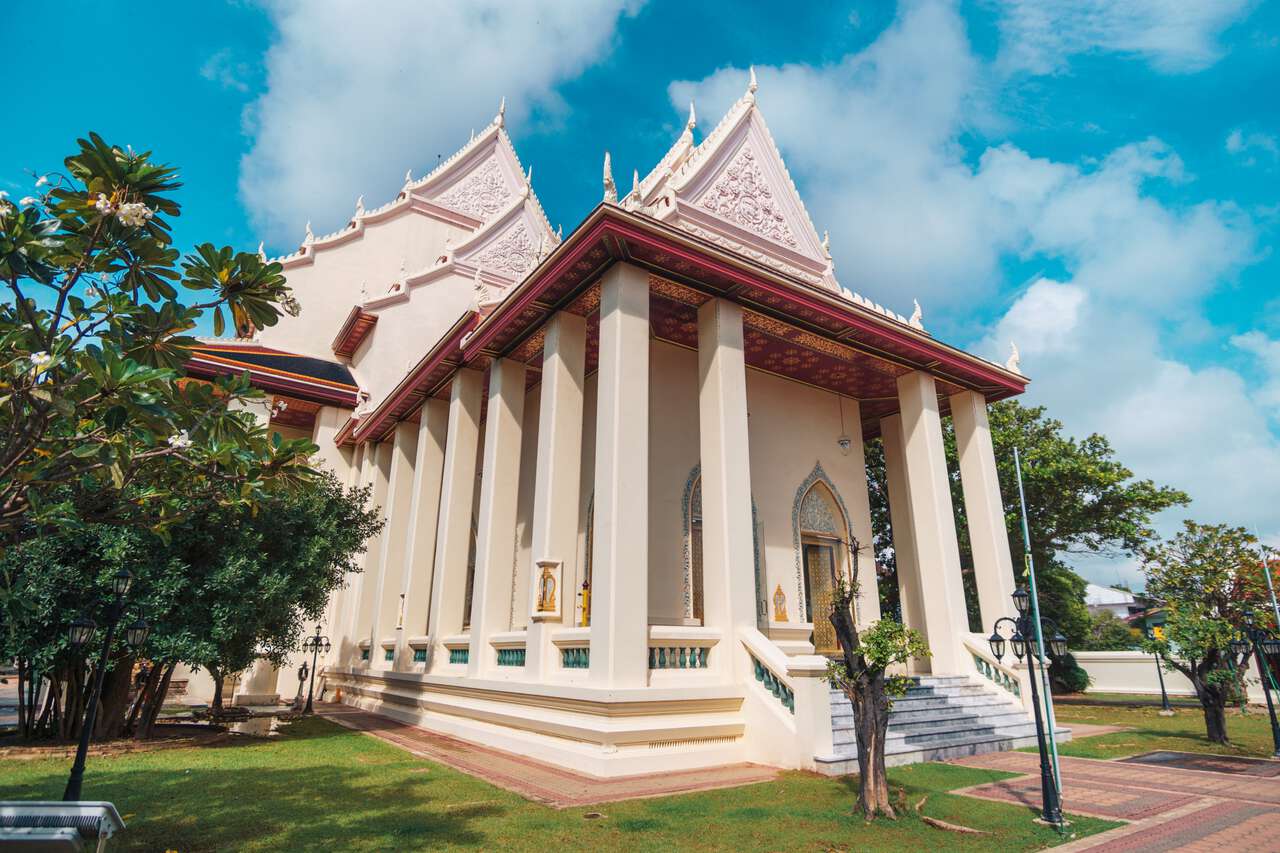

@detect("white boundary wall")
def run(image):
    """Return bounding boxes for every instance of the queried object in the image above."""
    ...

[1073,650,1266,704]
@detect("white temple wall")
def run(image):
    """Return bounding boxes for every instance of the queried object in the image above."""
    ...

[570,374,598,627]
[648,341,701,624]
[744,369,876,625]
[260,212,468,362]
[511,382,542,631]
[349,275,476,403]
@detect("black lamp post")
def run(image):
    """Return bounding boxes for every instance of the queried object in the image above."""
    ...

[987,587,1068,826]
[301,625,331,715]
[1231,610,1280,758]
[63,569,150,802]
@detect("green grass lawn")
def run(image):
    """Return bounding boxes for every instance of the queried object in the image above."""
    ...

[1053,698,1278,759]
[0,717,1116,852]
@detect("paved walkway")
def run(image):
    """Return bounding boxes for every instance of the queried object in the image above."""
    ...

[950,750,1280,852]
[316,704,778,808]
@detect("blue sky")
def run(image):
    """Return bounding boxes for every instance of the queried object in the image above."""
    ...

[4,1,1279,585]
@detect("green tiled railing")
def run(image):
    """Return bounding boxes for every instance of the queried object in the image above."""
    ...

[749,653,795,713]
[496,648,526,667]
[973,653,1021,697]
[448,648,469,665]
[648,646,710,670]
[561,647,590,669]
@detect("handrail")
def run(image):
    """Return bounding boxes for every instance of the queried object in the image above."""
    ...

[963,633,1025,700]
[740,628,798,714]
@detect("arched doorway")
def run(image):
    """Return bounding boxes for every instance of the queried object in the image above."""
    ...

[793,465,854,656]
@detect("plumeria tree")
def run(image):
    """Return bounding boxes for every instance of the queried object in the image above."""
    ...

[0,133,309,546]
[1141,521,1273,744]
[0,133,329,741]
[825,543,930,820]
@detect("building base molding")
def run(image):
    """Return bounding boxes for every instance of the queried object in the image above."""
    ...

[323,666,748,777]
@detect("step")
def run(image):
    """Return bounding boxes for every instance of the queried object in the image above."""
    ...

[815,727,1073,774]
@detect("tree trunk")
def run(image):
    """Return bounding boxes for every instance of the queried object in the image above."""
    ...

[125,663,162,735]
[850,674,895,819]
[94,653,135,740]
[210,666,224,711]
[1189,670,1230,745]
[136,660,177,740]
[827,569,897,820]
[16,658,27,738]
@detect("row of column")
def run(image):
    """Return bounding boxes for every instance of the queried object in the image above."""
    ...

[882,376,1016,673]
[328,260,1015,680]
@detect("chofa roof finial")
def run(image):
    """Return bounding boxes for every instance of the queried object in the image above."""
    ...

[602,151,617,203]
[354,195,365,218]
[404,168,413,185]
[687,100,697,131]
[496,96,506,127]
[1006,341,1021,373]
[748,66,758,95]
[909,299,924,330]
[257,241,266,261]
[821,230,831,257]
[303,221,314,245]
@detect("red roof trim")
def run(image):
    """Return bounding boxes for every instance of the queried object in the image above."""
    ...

[331,305,379,358]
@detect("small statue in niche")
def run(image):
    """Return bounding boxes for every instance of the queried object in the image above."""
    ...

[773,584,788,622]
[536,562,557,613]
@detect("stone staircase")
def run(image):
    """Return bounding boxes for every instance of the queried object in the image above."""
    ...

[814,674,1070,774]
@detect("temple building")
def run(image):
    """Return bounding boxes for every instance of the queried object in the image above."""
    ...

[192,73,1062,774]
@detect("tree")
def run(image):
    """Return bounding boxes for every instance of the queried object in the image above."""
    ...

[1,472,380,740]
[866,401,1187,645]
[825,547,930,820]
[1140,521,1272,744]
[1080,610,1140,651]
[0,133,309,547]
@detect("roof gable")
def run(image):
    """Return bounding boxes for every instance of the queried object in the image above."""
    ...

[644,80,833,289]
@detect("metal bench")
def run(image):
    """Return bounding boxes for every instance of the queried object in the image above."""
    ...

[0,802,124,852]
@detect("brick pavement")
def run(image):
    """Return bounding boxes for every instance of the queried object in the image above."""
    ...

[317,704,778,808]
[950,750,1280,852]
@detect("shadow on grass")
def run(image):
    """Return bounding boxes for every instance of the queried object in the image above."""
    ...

[5,752,506,851]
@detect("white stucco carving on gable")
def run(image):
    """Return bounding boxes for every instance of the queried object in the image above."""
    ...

[471,219,537,278]
[696,145,797,249]
[433,156,513,222]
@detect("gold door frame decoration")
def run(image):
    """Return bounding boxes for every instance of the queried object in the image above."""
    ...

[791,463,857,657]
[802,538,841,655]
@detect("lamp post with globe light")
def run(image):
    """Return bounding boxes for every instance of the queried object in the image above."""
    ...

[1230,609,1280,758]
[301,625,331,715]
[63,568,150,801]
[987,587,1069,826]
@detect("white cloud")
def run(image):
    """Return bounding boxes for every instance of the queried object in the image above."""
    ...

[1232,331,1280,419]
[240,0,640,244]
[672,0,1277,586]
[201,48,253,93]
[993,0,1257,75]
[1226,127,1280,166]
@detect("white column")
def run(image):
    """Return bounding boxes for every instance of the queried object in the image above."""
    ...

[589,263,649,687]
[394,398,449,669]
[697,298,756,673]
[950,390,1017,631]
[426,369,483,671]
[881,413,928,673]
[354,441,393,655]
[338,443,373,664]
[313,406,354,646]
[526,312,586,678]
[467,358,527,676]
[841,399,882,628]
[895,370,969,673]
[371,421,419,661]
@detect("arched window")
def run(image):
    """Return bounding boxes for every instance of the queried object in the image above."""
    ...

[683,465,765,627]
